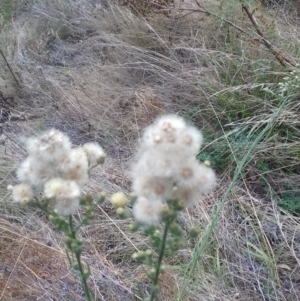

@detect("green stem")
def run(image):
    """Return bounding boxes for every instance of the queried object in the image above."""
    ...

[150,215,175,301]
[69,216,93,301]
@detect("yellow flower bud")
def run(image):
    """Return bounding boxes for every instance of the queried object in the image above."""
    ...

[128,222,139,232]
[204,160,211,167]
[110,192,128,208]
[145,249,152,257]
[116,207,128,219]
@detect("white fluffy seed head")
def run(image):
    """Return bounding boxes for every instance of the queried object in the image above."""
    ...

[195,164,217,194]
[174,163,216,205]
[173,159,202,189]
[175,187,203,207]
[131,114,216,213]
[17,157,59,189]
[58,148,89,187]
[133,196,163,225]
[44,178,81,215]
[141,115,202,155]
[16,157,32,184]
[178,126,203,155]
[142,115,185,149]
[174,187,193,206]
[12,130,105,209]
[156,115,187,132]
[44,178,61,199]
[132,149,179,179]
[23,136,40,157]
[24,129,71,163]
[9,184,33,204]
[82,142,105,166]
[132,176,173,200]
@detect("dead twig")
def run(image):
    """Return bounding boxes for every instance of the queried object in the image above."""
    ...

[240,2,295,68]
[184,0,296,68]
[177,7,249,37]
[0,49,21,87]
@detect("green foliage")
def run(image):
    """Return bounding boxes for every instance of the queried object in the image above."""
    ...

[181,60,300,220]
[0,0,14,20]
[276,189,300,216]
[196,129,259,172]
[179,105,201,124]
[0,0,16,26]
[197,134,230,171]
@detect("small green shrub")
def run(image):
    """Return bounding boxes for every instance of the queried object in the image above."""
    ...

[0,0,16,25]
[277,193,300,216]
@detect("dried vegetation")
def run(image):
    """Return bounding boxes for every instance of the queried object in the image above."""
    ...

[0,0,300,300]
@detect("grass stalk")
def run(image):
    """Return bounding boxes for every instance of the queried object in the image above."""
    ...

[176,88,292,300]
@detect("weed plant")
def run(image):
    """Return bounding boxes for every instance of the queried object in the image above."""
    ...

[7,115,216,300]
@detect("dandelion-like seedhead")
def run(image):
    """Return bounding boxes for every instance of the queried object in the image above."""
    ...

[59,148,89,187]
[9,129,105,215]
[82,142,106,166]
[7,184,33,204]
[141,115,203,156]
[24,129,72,164]
[44,178,81,215]
[8,130,106,301]
[132,114,216,225]
[133,196,164,226]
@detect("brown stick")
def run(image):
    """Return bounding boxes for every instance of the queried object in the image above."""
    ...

[184,0,296,68]
[177,7,250,37]
[0,49,21,87]
[240,2,295,68]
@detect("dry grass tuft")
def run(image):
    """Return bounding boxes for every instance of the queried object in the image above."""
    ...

[0,218,80,300]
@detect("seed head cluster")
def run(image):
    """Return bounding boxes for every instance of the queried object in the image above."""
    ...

[132,115,216,225]
[9,129,105,215]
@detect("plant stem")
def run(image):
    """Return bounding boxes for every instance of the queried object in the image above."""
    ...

[150,215,175,301]
[69,216,93,301]
[0,49,21,86]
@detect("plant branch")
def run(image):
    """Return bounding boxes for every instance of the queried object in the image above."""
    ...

[180,0,296,68]
[0,49,21,86]
[69,216,93,301]
[177,7,249,37]
[240,2,295,68]
[150,215,175,301]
